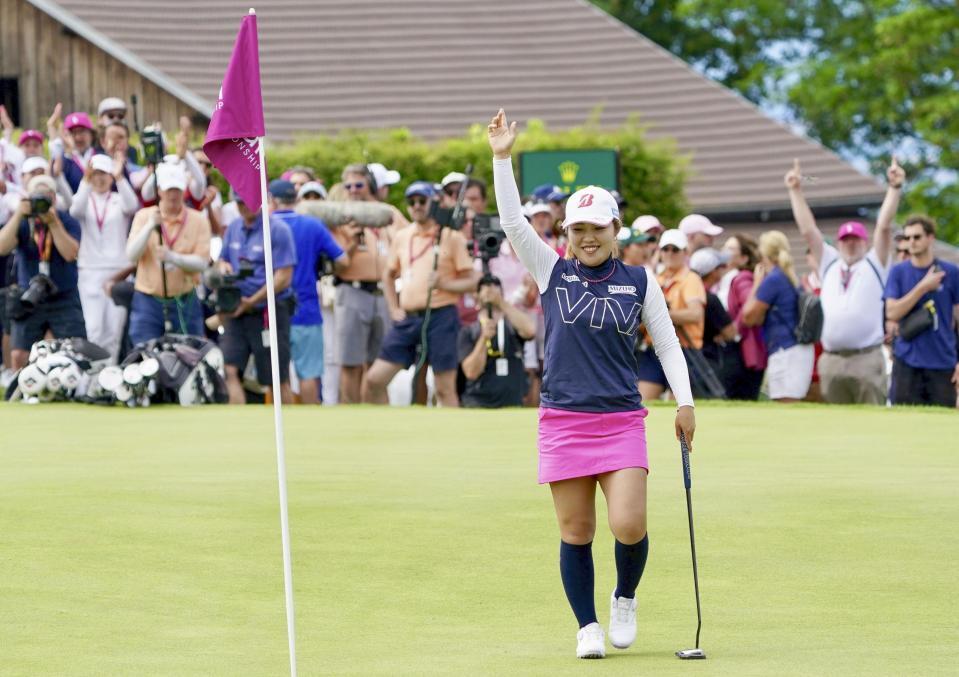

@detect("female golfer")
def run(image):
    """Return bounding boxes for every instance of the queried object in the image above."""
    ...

[488,110,696,659]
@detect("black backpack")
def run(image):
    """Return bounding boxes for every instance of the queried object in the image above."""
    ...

[794,289,824,344]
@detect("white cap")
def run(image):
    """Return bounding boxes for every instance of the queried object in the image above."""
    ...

[441,172,467,188]
[89,154,114,174]
[679,213,723,237]
[367,162,400,187]
[689,247,731,276]
[156,162,187,192]
[97,97,127,115]
[658,229,689,250]
[21,156,49,175]
[297,181,328,199]
[632,215,664,233]
[560,186,620,230]
[528,202,552,217]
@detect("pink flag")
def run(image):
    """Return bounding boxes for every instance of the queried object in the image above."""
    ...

[203,12,266,211]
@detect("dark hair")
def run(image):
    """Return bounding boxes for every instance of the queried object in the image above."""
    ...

[903,214,936,236]
[729,232,760,271]
[466,178,487,200]
[341,163,377,192]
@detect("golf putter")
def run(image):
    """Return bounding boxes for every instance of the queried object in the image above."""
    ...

[676,431,706,660]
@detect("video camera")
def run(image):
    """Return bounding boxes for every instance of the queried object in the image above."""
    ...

[471,213,505,271]
[202,261,254,314]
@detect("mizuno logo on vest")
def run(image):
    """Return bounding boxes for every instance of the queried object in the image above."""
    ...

[608,285,637,295]
[555,288,642,336]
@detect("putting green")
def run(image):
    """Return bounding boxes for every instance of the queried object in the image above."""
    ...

[0,403,955,676]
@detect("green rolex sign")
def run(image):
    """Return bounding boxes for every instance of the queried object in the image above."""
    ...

[518,150,619,197]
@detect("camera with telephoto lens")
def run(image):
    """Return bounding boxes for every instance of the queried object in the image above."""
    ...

[140,126,165,166]
[20,274,59,311]
[202,260,254,314]
[29,193,53,217]
[471,213,505,270]
[428,201,469,231]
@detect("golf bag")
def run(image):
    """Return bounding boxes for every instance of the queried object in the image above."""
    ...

[97,334,228,407]
[677,327,727,400]
[5,337,111,403]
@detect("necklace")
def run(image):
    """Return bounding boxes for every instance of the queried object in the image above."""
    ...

[575,258,617,287]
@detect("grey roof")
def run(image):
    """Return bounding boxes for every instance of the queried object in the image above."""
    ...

[37,0,885,213]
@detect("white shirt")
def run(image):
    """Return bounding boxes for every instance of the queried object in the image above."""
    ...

[818,243,888,351]
[70,179,140,270]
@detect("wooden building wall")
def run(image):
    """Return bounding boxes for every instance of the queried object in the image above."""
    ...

[0,0,203,133]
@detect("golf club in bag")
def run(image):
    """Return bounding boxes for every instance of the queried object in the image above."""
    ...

[676,431,706,660]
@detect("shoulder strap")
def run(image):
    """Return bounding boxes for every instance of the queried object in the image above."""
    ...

[863,256,883,287]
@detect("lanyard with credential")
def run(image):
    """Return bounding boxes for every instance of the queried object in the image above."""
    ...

[90,193,110,232]
[160,210,187,248]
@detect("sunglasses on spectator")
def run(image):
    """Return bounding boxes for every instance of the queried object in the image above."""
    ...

[345,182,367,191]
[301,193,323,201]
[443,187,459,197]
[660,245,681,253]
[896,248,909,254]
[103,110,125,121]
[407,196,429,206]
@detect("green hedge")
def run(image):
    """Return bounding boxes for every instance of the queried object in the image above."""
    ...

[262,114,689,225]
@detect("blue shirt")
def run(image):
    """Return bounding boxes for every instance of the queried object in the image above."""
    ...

[885,259,959,370]
[541,257,648,412]
[219,214,297,308]
[272,209,344,326]
[756,266,799,353]
[15,211,82,293]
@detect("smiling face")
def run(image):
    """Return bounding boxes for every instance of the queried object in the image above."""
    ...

[567,221,616,267]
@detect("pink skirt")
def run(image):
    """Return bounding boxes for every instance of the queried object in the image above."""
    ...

[538,406,649,484]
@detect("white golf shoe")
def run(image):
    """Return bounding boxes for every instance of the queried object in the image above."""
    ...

[575,622,606,659]
[609,592,637,649]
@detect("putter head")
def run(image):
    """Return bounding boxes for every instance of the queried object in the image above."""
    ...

[676,648,706,660]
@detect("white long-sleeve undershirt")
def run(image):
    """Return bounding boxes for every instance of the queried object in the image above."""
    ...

[493,157,694,407]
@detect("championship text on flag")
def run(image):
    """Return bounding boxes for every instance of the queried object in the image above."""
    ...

[202,11,266,212]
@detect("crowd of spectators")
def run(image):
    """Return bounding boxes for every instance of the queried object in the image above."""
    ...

[1,99,956,408]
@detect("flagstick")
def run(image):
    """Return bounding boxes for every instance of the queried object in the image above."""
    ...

[257,136,298,677]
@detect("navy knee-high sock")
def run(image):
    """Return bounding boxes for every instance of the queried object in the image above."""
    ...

[559,541,597,628]
[614,535,649,599]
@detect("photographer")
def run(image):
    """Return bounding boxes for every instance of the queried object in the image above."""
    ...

[459,277,536,408]
[365,181,478,407]
[217,192,297,405]
[270,179,348,404]
[0,175,84,370]
[126,163,211,345]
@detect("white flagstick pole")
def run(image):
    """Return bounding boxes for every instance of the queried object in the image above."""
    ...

[256,134,298,677]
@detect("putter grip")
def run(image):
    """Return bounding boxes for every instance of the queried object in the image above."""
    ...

[680,432,692,489]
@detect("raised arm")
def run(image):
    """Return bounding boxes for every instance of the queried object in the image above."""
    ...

[488,109,558,293]
[874,157,904,266]
[785,158,823,267]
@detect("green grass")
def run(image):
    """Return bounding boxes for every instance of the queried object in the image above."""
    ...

[0,402,956,676]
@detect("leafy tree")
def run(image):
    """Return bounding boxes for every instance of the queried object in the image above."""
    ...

[593,0,958,241]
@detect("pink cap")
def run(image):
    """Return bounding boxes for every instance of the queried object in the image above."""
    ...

[561,186,620,230]
[65,112,94,131]
[837,221,868,240]
[18,129,43,146]
[679,213,723,237]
